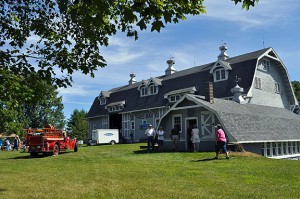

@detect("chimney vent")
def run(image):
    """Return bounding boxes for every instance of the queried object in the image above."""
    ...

[205,81,214,103]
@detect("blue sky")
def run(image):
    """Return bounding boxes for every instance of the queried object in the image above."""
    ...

[58,0,300,120]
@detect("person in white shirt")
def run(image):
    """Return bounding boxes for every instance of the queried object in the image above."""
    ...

[191,125,200,152]
[145,124,155,152]
[157,126,165,151]
[6,139,11,151]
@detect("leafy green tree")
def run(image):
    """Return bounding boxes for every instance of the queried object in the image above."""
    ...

[292,81,300,103]
[0,0,259,134]
[0,69,65,134]
[67,109,88,141]
[0,0,259,88]
[22,81,66,129]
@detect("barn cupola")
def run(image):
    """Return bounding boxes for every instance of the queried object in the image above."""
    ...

[231,76,246,104]
[218,44,229,61]
[129,73,137,85]
[165,58,176,76]
[209,45,232,82]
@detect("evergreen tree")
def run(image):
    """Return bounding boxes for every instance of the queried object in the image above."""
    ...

[67,109,88,141]
[292,81,300,103]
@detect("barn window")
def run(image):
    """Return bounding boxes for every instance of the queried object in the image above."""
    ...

[214,68,228,82]
[254,77,262,89]
[275,82,280,94]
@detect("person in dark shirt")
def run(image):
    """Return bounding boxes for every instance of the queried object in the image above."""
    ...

[170,125,180,151]
[12,137,19,151]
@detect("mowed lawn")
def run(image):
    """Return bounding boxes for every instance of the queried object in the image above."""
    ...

[1,144,300,199]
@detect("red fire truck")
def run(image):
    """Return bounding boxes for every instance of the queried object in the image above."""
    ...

[25,124,78,157]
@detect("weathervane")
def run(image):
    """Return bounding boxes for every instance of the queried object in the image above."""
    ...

[235,75,241,85]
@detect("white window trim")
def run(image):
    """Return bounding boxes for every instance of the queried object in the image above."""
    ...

[172,114,182,133]
[99,97,106,105]
[140,87,148,97]
[262,141,300,157]
[148,84,158,95]
[169,94,181,103]
[213,68,228,82]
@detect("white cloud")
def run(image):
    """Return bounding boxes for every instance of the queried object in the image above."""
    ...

[201,0,300,30]
[58,85,93,97]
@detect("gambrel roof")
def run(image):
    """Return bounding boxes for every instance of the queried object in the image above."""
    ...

[166,94,300,143]
[86,47,297,118]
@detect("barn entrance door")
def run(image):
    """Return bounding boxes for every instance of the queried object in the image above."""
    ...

[200,111,215,141]
[185,118,198,151]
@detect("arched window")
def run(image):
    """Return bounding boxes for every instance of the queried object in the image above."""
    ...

[141,86,148,96]
[148,84,158,95]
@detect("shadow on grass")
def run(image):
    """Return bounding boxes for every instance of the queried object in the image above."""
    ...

[133,149,188,154]
[191,158,217,162]
[7,151,73,160]
[0,188,6,192]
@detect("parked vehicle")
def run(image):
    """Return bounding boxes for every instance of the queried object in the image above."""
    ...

[25,124,78,157]
[89,129,119,145]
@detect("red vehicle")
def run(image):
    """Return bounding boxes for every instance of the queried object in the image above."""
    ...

[25,124,78,157]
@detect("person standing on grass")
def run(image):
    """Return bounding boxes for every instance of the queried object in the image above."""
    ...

[6,139,11,151]
[145,124,155,152]
[191,125,200,152]
[214,124,229,160]
[157,126,165,151]
[170,125,180,151]
[12,136,19,151]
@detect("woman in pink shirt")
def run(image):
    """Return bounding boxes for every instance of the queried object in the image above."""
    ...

[215,124,229,160]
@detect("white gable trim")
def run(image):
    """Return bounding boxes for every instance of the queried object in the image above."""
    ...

[209,60,232,74]
[255,48,298,106]
[157,94,237,142]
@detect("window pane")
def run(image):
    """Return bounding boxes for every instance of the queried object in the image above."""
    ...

[216,71,220,80]
[221,70,226,79]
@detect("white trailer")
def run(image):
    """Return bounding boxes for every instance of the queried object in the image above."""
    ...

[90,129,119,145]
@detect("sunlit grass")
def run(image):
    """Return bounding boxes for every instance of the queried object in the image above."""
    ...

[1,144,299,199]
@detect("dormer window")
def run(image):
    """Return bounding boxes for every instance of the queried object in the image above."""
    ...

[164,87,196,103]
[138,78,162,97]
[149,84,158,95]
[99,97,106,105]
[105,101,125,112]
[141,87,148,96]
[98,91,111,105]
[210,60,231,83]
[214,68,228,82]
[170,94,181,102]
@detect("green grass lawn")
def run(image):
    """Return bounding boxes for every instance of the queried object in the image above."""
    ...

[0,144,299,199]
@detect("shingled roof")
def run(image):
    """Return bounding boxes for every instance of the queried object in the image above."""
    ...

[86,48,271,118]
[181,94,300,143]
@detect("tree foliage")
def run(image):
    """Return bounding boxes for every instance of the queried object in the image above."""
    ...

[0,0,259,88]
[67,109,88,141]
[0,0,259,134]
[0,69,65,134]
[292,81,300,103]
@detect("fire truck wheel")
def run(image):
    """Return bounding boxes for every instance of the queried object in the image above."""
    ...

[53,144,59,156]
[110,140,116,145]
[74,143,78,152]
[30,152,38,157]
